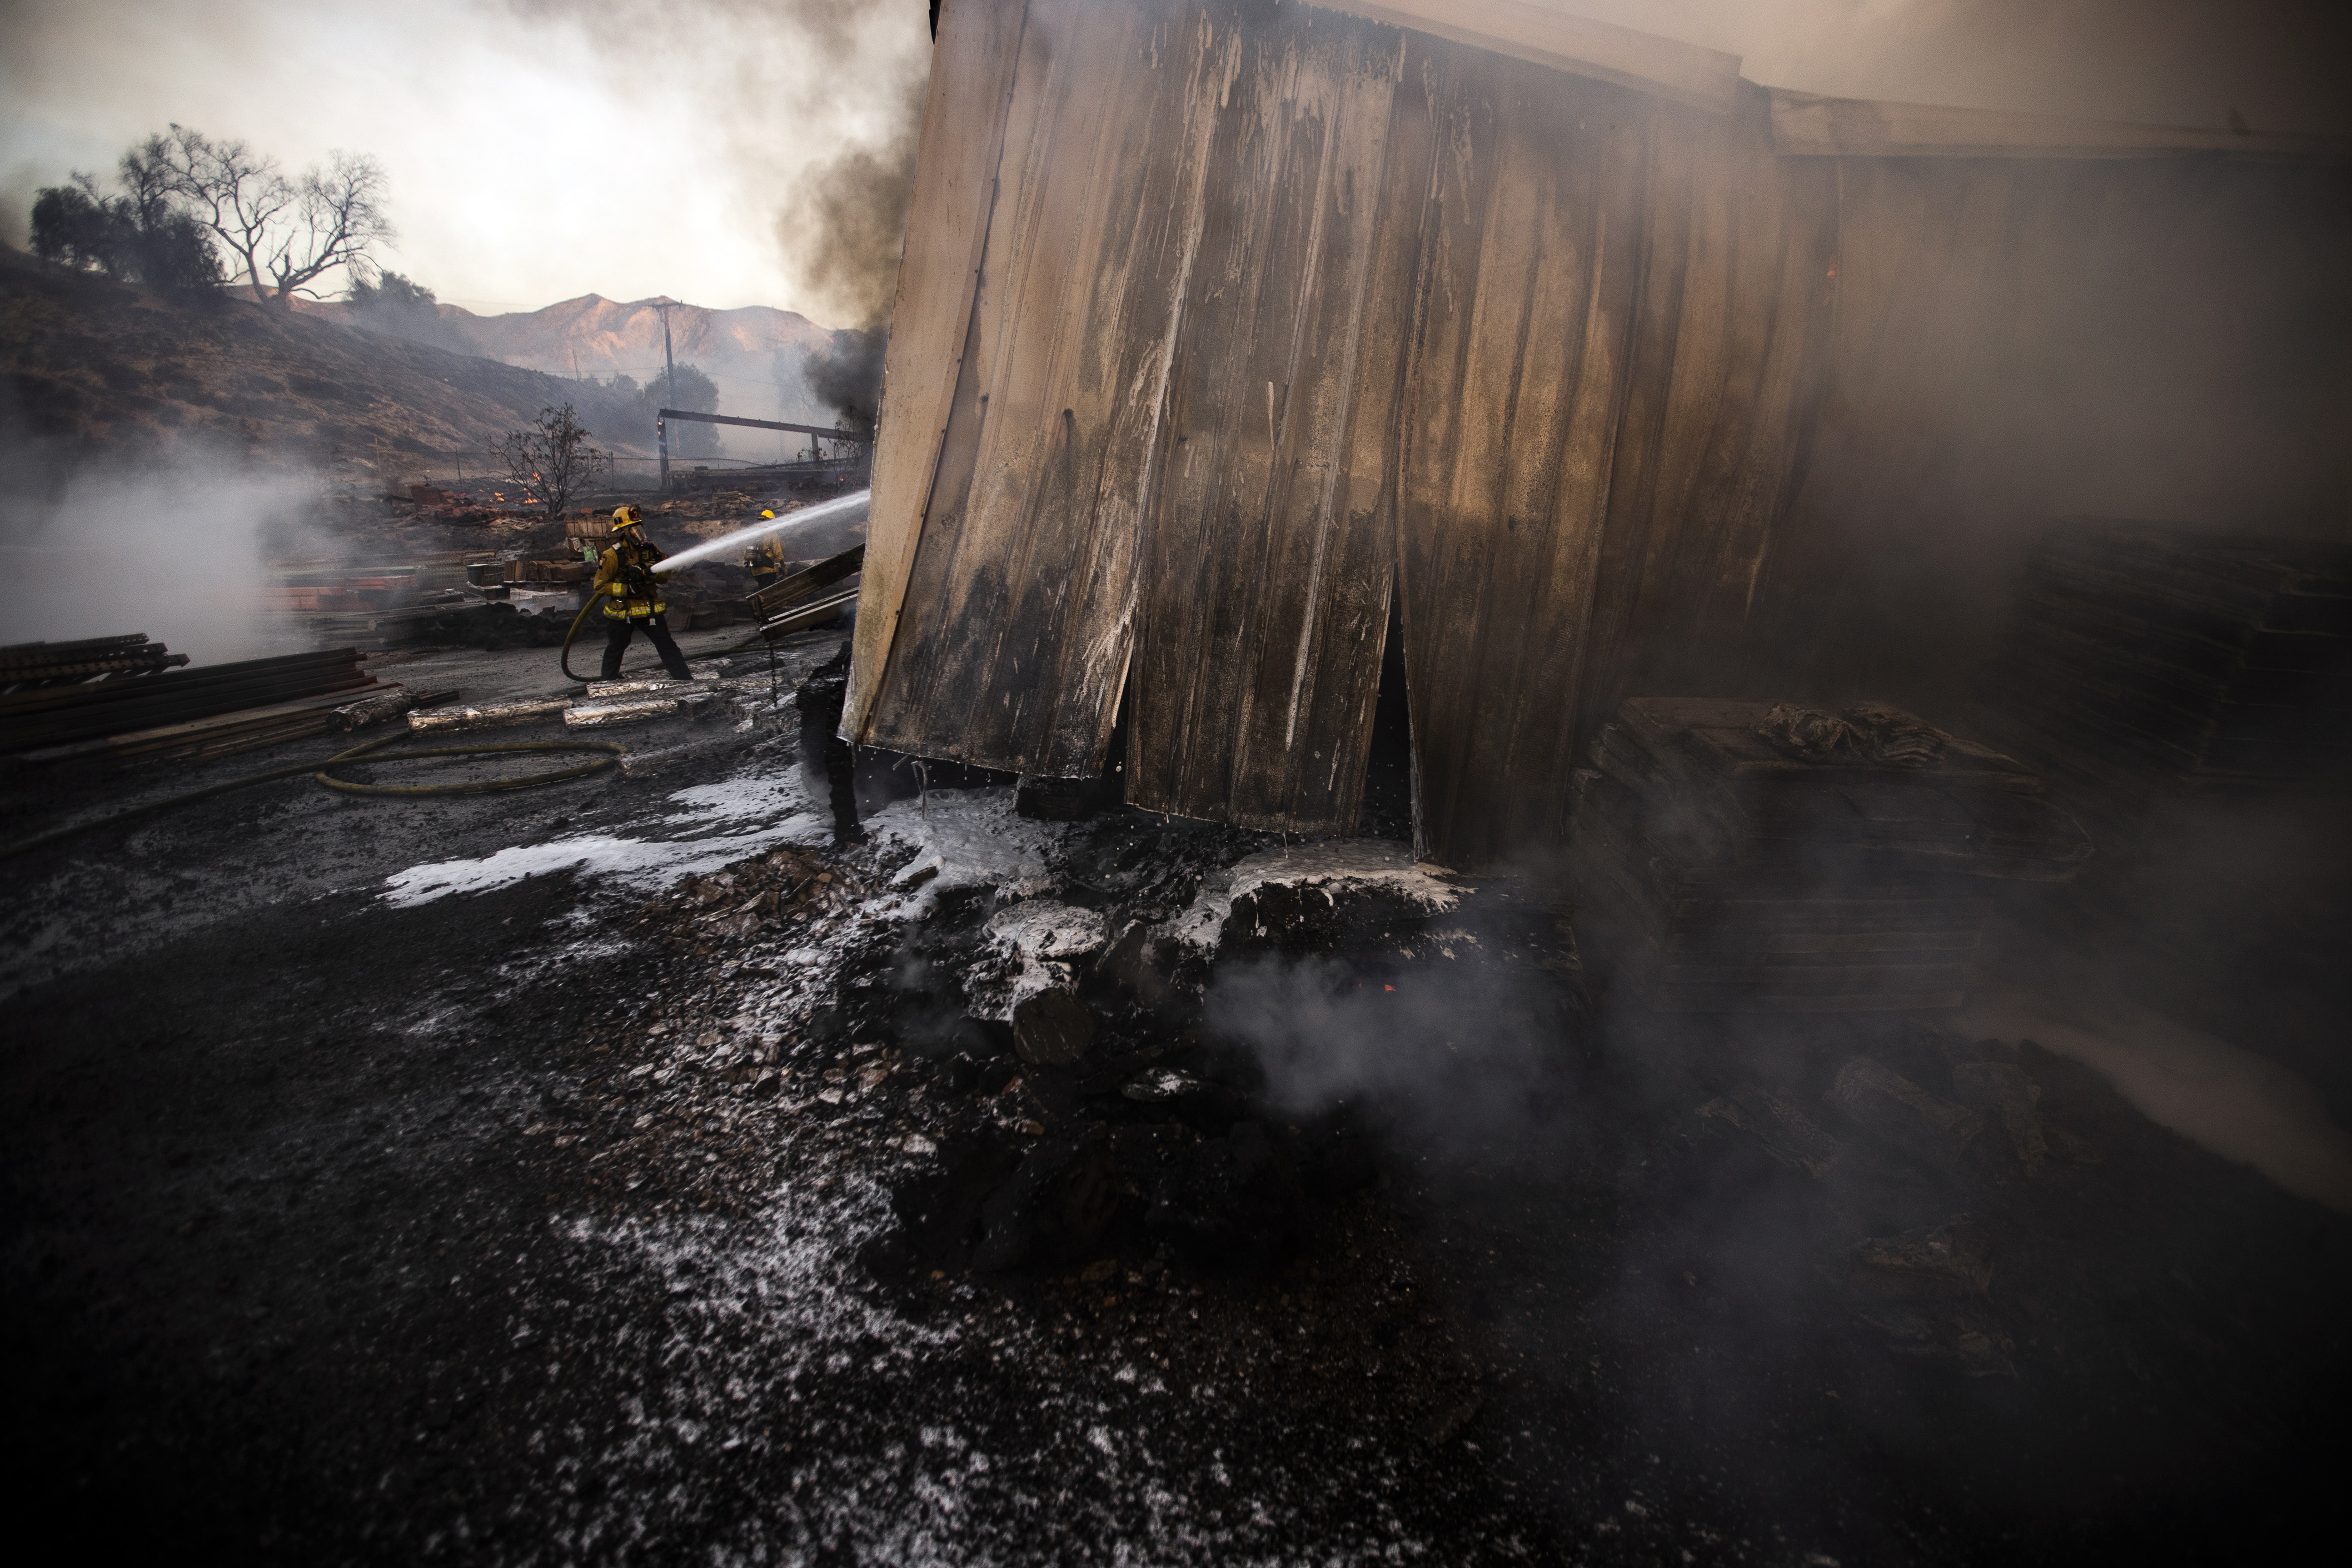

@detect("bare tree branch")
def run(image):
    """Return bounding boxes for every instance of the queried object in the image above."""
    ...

[158,125,290,302]
[263,151,395,304]
[159,129,392,308]
[495,405,610,524]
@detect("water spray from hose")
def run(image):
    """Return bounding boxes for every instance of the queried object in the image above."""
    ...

[652,489,872,575]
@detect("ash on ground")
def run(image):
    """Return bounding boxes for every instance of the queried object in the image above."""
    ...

[6,664,2345,1563]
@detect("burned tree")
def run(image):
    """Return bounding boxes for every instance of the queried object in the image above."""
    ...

[494,404,610,521]
[155,126,393,307]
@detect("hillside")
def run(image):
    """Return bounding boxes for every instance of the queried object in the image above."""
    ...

[298,293,850,461]
[0,250,652,477]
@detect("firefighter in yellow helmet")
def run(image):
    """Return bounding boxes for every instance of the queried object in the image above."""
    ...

[744,510,788,590]
[591,506,693,680]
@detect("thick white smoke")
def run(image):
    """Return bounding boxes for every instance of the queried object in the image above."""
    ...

[0,452,308,663]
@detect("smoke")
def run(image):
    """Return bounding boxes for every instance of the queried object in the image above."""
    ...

[803,328,887,433]
[0,439,305,663]
[1204,940,1578,1162]
[779,59,924,429]
[495,1,929,324]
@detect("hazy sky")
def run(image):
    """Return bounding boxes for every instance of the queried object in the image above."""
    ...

[1,0,931,320]
[3,0,2341,323]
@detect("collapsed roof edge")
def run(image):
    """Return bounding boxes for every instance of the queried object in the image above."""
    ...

[1301,0,1742,114]
[1769,88,2352,161]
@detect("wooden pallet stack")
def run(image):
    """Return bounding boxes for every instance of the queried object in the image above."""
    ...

[1569,698,2090,1013]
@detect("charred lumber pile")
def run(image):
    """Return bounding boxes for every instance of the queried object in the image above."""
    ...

[2,648,381,763]
[1570,698,2090,1013]
[268,554,495,649]
[749,544,863,642]
[1968,521,2352,982]
[1974,520,2352,804]
[0,634,189,691]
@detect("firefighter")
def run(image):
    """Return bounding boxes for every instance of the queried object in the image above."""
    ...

[744,511,788,590]
[591,505,693,681]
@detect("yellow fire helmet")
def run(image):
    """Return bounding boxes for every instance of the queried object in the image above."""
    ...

[761,509,775,519]
[611,505,644,531]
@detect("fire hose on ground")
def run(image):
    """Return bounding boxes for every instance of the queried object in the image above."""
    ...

[0,727,627,863]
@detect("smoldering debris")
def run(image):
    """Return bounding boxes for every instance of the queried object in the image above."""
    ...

[512,753,2352,1563]
[1569,696,2093,1017]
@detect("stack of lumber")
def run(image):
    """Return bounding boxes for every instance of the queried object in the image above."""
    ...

[1,648,381,763]
[267,555,492,648]
[1968,520,2352,979]
[0,634,188,691]
[1570,698,2090,1014]
[1972,520,2352,812]
[750,544,863,640]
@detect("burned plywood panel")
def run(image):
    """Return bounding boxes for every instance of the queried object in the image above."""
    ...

[848,0,1028,747]
[858,0,1229,775]
[859,0,2344,864]
[1391,56,1651,869]
[1127,10,1413,829]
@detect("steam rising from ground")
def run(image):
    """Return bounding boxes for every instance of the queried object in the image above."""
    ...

[1206,946,1567,1158]
[0,448,307,662]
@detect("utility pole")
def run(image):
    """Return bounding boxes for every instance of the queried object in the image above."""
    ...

[652,297,679,491]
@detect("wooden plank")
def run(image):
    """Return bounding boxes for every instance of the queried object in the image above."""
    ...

[1128,7,1410,828]
[862,0,1231,775]
[1395,54,1652,869]
[1309,0,1739,114]
[844,0,1031,742]
[1576,84,1839,746]
[20,684,388,762]
[1769,88,2352,162]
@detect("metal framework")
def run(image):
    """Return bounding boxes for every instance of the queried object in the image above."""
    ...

[655,408,873,486]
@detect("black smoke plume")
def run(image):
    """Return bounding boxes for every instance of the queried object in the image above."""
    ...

[781,67,925,432]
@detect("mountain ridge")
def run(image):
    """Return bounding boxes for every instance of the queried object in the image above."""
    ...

[296,293,848,459]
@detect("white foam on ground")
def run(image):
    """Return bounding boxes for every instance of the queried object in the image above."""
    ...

[1963,991,2352,1213]
[985,899,1109,961]
[863,788,1069,920]
[382,763,827,907]
[965,899,1110,1022]
[1164,839,1459,952]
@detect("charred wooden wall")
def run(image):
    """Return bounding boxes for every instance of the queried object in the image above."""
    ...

[851,0,2348,869]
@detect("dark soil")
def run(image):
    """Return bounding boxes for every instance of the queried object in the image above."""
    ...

[4,748,2346,1563]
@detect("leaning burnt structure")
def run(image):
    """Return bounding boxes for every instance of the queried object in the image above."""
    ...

[848,0,2346,890]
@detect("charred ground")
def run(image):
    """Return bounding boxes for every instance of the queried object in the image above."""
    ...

[4,682,2345,1562]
